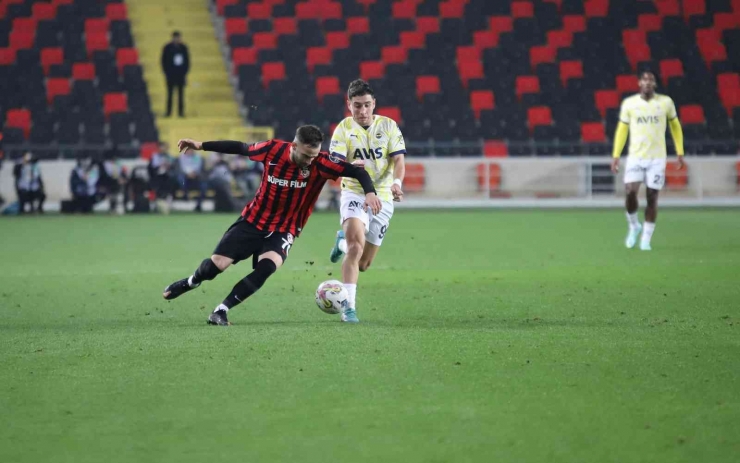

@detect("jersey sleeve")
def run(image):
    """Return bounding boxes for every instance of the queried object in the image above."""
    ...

[315,153,345,180]
[329,123,348,160]
[387,122,407,157]
[245,140,275,162]
[618,99,630,124]
[666,97,678,121]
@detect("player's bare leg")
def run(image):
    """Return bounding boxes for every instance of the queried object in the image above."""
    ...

[624,182,642,248]
[208,251,283,326]
[163,254,232,300]
[340,217,365,323]
[640,188,659,251]
[358,242,381,272]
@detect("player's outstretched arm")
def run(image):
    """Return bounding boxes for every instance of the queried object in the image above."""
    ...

[668,118,685,169]
[611,122,629,173]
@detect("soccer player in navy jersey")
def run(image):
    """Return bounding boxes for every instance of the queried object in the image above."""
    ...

[163,125,382,326]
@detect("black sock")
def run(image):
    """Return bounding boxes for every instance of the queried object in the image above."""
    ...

[222,259,277,309]
[191,258,222,285]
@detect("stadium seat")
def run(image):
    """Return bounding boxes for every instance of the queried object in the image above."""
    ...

[516,76,540,98]
[224,18,247,39]
[377,106,402,125]
[105,3,128,21]
[307,47,332,72]
[247,3,272,20]
[316,76,340,102]
[326,32,349,49]
[416,76,440,100]
[403,162,426,193]
[483,140,508,157]
[72,62,95,80]
[581,122,606,142]
[563,15,586,33]
[382,46,407,64]
[659,59,684,85]
[346,17,370,34]
[0,48,16,65]
[530,46,556,68]
[594,90,620,118]
[471,90,495,119]
[528,106,552,128]
[458,61,484,88]
[103,93,128,117]
[489,16,513,33]
[46,77,70,104]
[616,74,639,95]
[6,108,31,138]
[476,163,502,191]
[511,1,535,18]
[680,105,705,124]
[262,62,286,87]
[32,2,56,20]
[360,61,385,80]
[273,18,297,35]
[559,60,583,85]
[40,47,64,74]
[392,2,417,19]
[116,48,138,73]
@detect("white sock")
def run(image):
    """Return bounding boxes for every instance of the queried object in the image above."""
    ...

[344,283,357,309]
[214,303,229,313]
[626,212,640,229]
[641,222,655,245]
[187,275,199,288]
[338,239,348,254]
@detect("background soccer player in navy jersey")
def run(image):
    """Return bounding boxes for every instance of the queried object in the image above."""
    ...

[162,125,382,326]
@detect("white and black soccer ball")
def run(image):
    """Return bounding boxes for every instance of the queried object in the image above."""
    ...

[315,280,348,315]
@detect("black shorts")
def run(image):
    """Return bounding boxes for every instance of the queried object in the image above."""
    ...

[213,216,294,267]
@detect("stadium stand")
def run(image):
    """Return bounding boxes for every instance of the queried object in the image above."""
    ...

[214,0,740,157]
[0,0,158,159]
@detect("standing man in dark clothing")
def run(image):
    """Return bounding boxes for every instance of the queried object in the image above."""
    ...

[160,31,190,118]
[13,152,46,214]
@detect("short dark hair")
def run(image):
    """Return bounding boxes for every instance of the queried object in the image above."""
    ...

[172,31,181,38]
[638,70,655,79]
[347,79,374,100]
[295,125,324,148]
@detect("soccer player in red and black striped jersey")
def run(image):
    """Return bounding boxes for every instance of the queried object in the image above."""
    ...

[162,125,382,326]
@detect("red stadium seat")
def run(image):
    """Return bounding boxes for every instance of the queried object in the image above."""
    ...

[511,1,534,18]
[403,163,426,193]
[665,161,688,190]
[247,3,272,19]
[40,47,64,74]
[316,76,341,102]
[516,76,540,98]
[224,18,247,39]
[346,17,369,34]
[32,2,56,20]
[483,141,508,157]
[584,0,609,17]
[377,106,402,125]
[637,14,662,32]
[401,31,426,49]
[12,18,37,32]
[559,60,583,85]
[116,48,139,72]
[458,61,483,88]
[616,74,639,94]
[105,3,127,21]
[470,90,495,119]
[273,18,297,35]
[85,18,109,35]
[656,0,680,16]
[720,89,740,115]
[72,62,95,80]
[392,1,417,19]
[473,30,498,49]
[476,163,502,191]
[625,43,651,70]
[527,106,552,128]
[700,43,727,64]
[360,61,385,80]
[253,32,277,50]
[416,17,440,34]
[216,0,238,15]
[489,16,513,33]
[562,15,586,33]
[325,32,349,49]
[717,73,740,91]
[232,48,258,73]
[6,108,31,138]
[594,90,620,118]
[696,28,721,45]
[416,75,440,100]
[439,1,465,18]
[714,13,739,32]
[683,0,705,18]
[581,122,606,142]
[0,48,16,65]
[46,77,70,104]
[9,31,35,50]
[319,2,343,20]
[679,105,705,124]
[622,29,646,45]
[140,142,159,160]
[306,47,332,72]
[86,32,109,56]
[382,46,407,64]
[51,0,74,5]
[547,30,573,48]
[103,93,128,117]
[659,59,684,85]
[530,45,556,68]
[261,62,286,87]
[457,46,480,63]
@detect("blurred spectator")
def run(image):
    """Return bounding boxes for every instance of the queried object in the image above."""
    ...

[161,31,189,118]
[177,148,207,212]
[126,166,152,213]
[148,142,175,213]
[69,156,100,213]
[208,153,240,212]
[98,148,128,214]
[13,152,46,214]
[230,155,263,201]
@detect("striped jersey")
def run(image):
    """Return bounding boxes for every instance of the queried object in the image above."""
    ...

[240,140,347,236]
[329,115,406,202]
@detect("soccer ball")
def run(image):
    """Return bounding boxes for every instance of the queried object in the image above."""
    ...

[315,280,348,314]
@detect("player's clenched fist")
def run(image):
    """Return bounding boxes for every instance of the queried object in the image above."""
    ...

[178,138,202,152]
[363,192,382,215]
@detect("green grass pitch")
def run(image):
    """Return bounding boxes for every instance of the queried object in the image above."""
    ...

[1,209,738,463]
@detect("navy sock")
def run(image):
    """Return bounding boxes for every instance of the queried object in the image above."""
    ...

[191,258,222,285]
